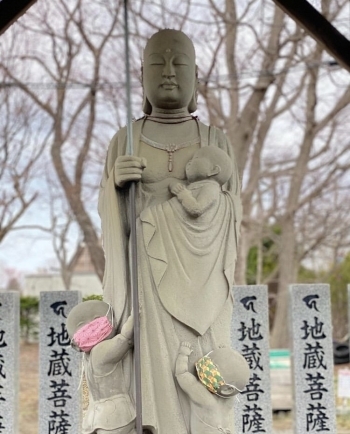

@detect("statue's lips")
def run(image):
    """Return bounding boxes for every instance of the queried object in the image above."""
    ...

[160,83,178,90]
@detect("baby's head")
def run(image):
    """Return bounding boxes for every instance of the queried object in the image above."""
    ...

[66,300,117,353]
[195,348,250,398]
[185,147,232,185]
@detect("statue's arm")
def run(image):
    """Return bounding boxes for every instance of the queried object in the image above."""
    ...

[170,184,217,217]
[175,343,211,406]
[99,127,146,190]
[91,334,132,375]
[114,155,147,188]
[92,315,133,368]
[216,128,242,244]
[216,128,241,196]
[100,131,123,187]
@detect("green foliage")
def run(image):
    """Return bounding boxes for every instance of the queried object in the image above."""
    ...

[327,253,350,293]
[246,233,278,285]
[83,294,103,302]
[20,296,39,342]
[246,224,318,285]
[297,265,317,283]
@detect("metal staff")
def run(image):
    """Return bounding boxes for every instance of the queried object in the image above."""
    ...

[123,2,143,434]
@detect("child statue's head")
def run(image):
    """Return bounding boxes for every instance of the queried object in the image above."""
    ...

[66,300,116,353]
[195,348,250,398]
[185,147,232,185]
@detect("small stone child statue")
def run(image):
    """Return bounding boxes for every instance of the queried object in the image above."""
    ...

[66,300,136,434]
[175,342,250,434]
[169,146,233,217]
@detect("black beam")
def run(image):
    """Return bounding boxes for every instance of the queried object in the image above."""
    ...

[272,0,350,73]
[0,0,38,35]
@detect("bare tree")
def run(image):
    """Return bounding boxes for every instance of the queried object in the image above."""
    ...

[0,0,128,280]
[50,210,76,290]
[0,87,47,242]
[1,0,350,347]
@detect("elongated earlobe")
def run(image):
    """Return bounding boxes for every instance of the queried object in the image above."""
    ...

[141,65,152,114]
[143,95,152,115]
[188,65,198,113]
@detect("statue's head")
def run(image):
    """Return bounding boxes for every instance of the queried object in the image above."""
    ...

[185,147,233,185]
[195,348,250,398]
[142,29,197,114]
[66,300,117,352]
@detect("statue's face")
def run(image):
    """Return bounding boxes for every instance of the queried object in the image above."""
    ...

[143,30,196,111]
[66,300,111,338]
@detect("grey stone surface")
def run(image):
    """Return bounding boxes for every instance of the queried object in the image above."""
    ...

[231,285,273,434]
[0,291,20,434]
[99,29,242,434]
[39,291,82,434]
[289,284,336,433]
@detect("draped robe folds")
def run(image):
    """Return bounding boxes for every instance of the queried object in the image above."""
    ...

[141,181,237,336]
[98,119,242,434]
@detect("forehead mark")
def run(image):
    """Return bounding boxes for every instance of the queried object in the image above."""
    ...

[165,48,172,53]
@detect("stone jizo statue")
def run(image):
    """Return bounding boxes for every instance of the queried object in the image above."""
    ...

[66,301,136,434]
[99,29,244,434]
[176,342,250,434]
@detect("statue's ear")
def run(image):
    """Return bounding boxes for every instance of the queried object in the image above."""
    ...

[209,165,221,177]
[141,65,152,115]
[188,65,198,113]
[143,96,152,115]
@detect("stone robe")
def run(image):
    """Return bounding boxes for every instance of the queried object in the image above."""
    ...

[98,118,241,434]
[141,180,237,335]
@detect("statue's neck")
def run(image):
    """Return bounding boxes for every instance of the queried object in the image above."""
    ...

[150,107,191,118]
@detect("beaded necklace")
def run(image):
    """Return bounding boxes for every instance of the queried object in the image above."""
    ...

[140,133,200,172]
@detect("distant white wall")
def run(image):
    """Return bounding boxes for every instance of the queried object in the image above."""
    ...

[24,272,103,298]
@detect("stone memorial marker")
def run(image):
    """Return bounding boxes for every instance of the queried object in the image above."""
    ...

[231,285,273,434]
[289,284,336,433]
[39,291,82,434]
[0,291,19,434]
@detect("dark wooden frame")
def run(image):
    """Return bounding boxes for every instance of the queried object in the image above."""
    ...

[1,0,349,72]
[272,0,350,72]
[0,0,38,35]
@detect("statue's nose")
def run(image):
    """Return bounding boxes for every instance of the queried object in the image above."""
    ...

[162,60,175,78]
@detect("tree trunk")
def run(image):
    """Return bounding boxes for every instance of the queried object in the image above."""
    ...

[270,217,297,348]
[235,223,249,285]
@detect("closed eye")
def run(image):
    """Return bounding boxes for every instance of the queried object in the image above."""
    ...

[148,54,164,66]
[173,55,189,66]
